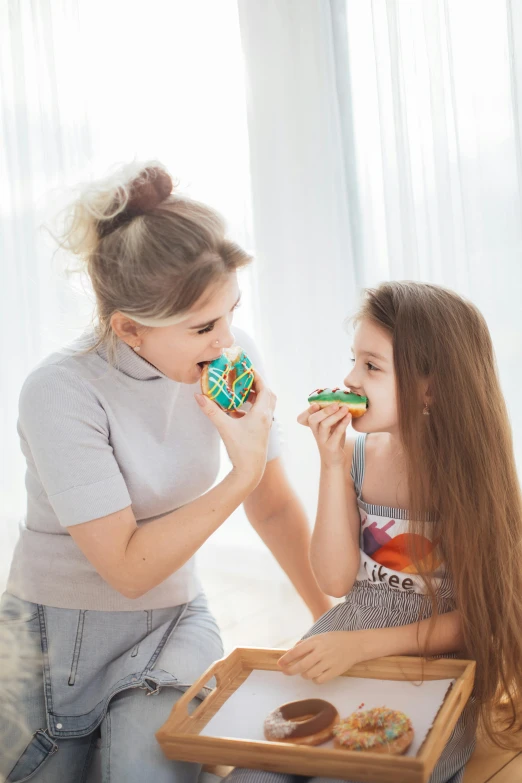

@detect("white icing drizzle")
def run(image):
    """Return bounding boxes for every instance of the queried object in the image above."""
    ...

[263,709,298,739]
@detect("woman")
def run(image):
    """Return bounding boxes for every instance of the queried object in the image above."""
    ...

[0,163,330,782]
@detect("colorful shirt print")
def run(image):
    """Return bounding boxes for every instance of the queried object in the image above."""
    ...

[356,507,444,594]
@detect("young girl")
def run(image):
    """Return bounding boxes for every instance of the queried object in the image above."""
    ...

[225,281,522,783]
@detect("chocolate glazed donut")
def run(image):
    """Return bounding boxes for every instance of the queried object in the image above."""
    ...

[264,699,340,746]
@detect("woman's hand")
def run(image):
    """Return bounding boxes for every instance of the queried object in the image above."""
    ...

[195,371,276,489]
[297,403,351,468]
[277,631,366,684]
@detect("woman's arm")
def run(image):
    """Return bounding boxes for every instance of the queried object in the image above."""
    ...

[69,470,257,599]
[278,610,464,683]
[243,457,332,620]
[68,377,276,599]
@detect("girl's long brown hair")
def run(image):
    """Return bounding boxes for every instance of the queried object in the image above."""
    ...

[358,281,522,747]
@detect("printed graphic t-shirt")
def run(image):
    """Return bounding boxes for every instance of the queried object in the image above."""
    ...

[351,435,447,595]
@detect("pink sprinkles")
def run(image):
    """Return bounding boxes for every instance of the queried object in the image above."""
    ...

[333,707,412,751]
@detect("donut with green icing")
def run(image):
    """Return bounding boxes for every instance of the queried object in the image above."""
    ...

[307,387,368,418]
[201,346,255,411]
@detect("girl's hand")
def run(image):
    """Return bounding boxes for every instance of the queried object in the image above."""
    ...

[195,371,276,488]
[297,403,352,468]
[277,631,365,684]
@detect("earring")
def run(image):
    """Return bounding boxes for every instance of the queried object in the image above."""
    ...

[423,403,430,416]
[133,344,141,353]
[214,340,220,347]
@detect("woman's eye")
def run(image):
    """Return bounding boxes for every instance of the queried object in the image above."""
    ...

[197,323,215,335]
[198,302,240,335]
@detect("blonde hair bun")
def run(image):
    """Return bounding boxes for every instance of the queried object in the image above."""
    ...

[61,161,173,257]
[56,159,252,353]
[97,165,173,239]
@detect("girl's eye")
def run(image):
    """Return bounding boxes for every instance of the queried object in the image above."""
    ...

[350,357,379,371]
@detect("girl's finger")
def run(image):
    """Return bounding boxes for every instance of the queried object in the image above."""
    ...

[308,405,340,437]
[317,406,350,429]
[278,640,314,668]
[283,651,320,676]
[297,404,320,427]
[301,661,331,680]
[327,410,352,447]
[315,406,351,440]
[309,404,339,427]
[313,668,333,685]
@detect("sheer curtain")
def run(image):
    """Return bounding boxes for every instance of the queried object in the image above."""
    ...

[0,1,259,571]
[3,0,522,567]
[239,0,522,519]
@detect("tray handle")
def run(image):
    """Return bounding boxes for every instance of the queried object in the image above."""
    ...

[172,658,227,724]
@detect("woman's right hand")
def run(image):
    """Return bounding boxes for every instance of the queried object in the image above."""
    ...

[297,402,351,468]
[195,371,277,488]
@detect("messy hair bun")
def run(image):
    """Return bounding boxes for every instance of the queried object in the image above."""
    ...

[61,161,173,258]
[58,160,251,353]
[97,165,173,239]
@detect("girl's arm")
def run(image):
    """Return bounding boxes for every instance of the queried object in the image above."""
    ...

[360,610,463,659]
[310,457,361,597]
[243,457,332,620]
[298,402,361,597]
[279,610,463,683]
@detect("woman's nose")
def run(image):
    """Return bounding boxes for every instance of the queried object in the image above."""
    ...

[214,322,235,350]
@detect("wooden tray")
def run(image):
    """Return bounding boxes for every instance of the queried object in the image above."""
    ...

[156,647,475,783]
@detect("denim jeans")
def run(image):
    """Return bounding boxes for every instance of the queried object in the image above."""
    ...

[0,591,224,782]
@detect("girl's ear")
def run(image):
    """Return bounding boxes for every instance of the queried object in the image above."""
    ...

[421,380,433,407]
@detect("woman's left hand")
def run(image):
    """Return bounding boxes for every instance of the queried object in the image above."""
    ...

[277,631,366,684]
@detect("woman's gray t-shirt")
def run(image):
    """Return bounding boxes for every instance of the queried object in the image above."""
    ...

[7,327,281,611]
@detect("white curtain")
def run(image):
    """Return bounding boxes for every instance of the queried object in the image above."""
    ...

[238,0,522,519]
[0,1,257,549]
[237,0,359,517]
[3,0,522,563]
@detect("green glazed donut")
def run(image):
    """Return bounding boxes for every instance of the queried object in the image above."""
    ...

[307,387,368,418]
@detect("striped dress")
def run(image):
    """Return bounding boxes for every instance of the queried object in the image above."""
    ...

[225,434,477,783]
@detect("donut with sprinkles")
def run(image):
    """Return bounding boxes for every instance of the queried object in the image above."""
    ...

[200,346,255,411]
[333,707,414,754]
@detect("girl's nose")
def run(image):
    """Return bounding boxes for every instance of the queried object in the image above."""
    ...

[344,365,362,394]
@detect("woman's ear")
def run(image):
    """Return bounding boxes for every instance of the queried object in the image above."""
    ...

[110,313,141,345]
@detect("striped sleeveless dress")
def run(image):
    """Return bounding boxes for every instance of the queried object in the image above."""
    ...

[225,434,477,783]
